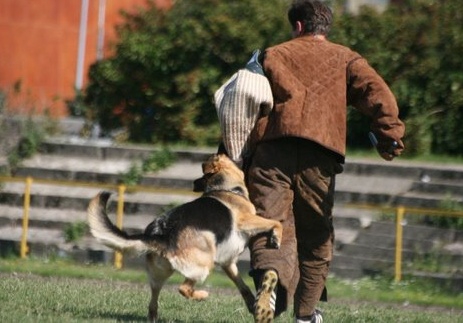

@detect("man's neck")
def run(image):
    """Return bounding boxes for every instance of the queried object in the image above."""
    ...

[294,33,326,40]
[313,34,326,40]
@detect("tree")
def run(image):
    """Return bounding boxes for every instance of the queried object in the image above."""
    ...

[331,0,463,156]
[85,0,463,156]
[84,0,288,145]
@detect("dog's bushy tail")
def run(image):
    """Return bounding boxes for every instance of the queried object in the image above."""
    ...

[87,191,150,254]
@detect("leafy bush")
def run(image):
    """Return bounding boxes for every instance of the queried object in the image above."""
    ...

[330,0,463,156]
[63,221,88,243]
[426,196,463,230]
[120,148,176,186]
[7,117,45,173]
[0,90,6,113]
[84,0,463,156]
[84,0,288,145]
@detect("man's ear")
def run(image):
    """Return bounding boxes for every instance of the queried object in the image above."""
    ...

[295,21,304,37]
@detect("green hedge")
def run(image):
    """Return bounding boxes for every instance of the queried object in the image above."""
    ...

[84,0,288,145]
[331,0,463,156]
[83,0,463,156]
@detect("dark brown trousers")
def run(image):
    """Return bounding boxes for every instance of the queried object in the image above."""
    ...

[247,137,343,318]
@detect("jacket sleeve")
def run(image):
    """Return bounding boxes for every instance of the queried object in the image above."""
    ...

[347,57,405,156]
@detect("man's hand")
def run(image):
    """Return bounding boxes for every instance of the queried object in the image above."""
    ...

[379,151,397,161]
[369,132,399,161]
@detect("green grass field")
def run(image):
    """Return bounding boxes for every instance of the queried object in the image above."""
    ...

[1,258,462,322]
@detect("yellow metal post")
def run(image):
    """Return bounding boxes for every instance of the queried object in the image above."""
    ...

[394,206,405,282]
[20,177,33,258]
[114,184,126,269]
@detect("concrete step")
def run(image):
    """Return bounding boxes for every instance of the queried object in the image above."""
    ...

[0,225,115,260]
[0,199,378,273]
[397,192,463,208]
[3,136,463,280]
[330,254,394,279]
[2,206,462,278]
[353,232,437,251]
[411,180,463,195]
[34,138,463,188]
[333,204,382,227]
[12,159,463,210]
[338,221,463,256]
[332,253,394,269]
[15,154,204,188]
[359,221,463,242]
[331,219,463,280]
[335,190,463,208]
[0,228,251,272]
[0,182,198,215]
[0,205,156,232]
[336,243,394,260]
[9,138,463,210]
[0,205,87,229]
[0,226,67,258]
[0,200,371,238]
[40,137,213,162]
[332,245,463,279]
[343,157,463,180]
[338,243,463,267]
[40,138,463,179]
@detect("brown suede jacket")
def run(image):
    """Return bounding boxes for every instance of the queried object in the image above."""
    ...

[251,35,405,162]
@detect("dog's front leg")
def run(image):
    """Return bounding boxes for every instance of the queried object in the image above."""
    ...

[221,262,255,313]
[268,220,283,249]
[238,214,283,249]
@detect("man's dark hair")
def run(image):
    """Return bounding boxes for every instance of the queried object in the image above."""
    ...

[287,0,333,35]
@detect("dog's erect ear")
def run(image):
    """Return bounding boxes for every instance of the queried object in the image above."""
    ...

[202,154,224,175]
[193,176,207,192]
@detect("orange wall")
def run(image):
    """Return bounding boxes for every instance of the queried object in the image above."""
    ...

[0,0,170,117]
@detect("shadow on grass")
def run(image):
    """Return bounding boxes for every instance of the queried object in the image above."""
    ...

[94,311,207,323]
[91,311,147,322]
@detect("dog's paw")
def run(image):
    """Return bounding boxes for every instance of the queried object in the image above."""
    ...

[268,232,281,249]
[192,289,209,300]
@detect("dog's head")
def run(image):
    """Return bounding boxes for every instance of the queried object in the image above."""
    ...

[193,154,247,195]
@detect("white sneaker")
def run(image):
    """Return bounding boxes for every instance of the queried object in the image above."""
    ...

[254,269,278,323]
[295,309,323,323]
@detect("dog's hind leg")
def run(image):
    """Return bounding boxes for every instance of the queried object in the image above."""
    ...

[221,262,255,313]
[146,253,173,323]
[178,278,209,300]
[175,233,215,301]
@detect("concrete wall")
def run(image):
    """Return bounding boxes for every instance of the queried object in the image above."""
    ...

[0,0,171,117]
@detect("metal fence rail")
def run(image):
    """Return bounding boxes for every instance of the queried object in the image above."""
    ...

[346,203,463,281]
[1,175,462,281]
[0,175,197,269]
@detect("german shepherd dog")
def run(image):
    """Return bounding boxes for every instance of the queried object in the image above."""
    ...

[87,154,283,322]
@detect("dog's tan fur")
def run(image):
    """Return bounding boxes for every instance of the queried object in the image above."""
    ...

[87,154,282,322]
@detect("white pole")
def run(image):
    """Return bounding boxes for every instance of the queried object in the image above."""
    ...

[96,0,106,60]
[75,0,89,90]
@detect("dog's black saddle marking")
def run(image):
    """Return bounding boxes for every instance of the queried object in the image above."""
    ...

[144,197,233,245]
